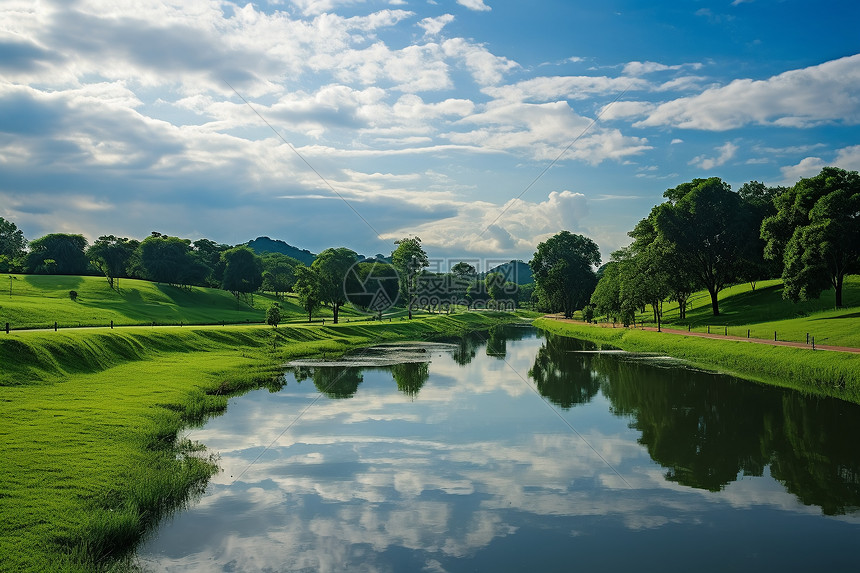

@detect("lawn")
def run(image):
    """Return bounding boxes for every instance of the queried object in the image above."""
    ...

[0,311,525,571]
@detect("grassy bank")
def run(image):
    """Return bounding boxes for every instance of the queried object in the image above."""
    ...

[0,312,522,572]
[534,318,860,404]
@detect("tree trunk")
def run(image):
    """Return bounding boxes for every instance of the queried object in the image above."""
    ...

[835,274,844,308]
[709,288,720,316]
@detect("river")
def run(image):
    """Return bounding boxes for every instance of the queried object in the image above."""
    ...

[136,325,860,572]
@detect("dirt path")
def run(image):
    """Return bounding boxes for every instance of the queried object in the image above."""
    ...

[544,316,860,354]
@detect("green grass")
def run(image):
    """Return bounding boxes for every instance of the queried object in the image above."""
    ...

[0,274,382,330]
[619,276,860,347]
[0,311,525,572]
[535,318,860,404]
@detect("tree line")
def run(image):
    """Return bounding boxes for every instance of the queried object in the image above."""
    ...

[586,167,860,325]
[2,166,855,324]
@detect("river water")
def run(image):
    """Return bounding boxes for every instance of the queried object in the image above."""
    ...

[136,325,860,572]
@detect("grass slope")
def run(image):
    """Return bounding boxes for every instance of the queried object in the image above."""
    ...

[0,312,524,572]
[0,274,372,330]
[627,276,860,348]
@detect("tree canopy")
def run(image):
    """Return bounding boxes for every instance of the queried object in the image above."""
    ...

[311,247,358,324]
[25,233,90,275]
[86,235,139,289]
[391,236,429,319]
[762,167,860,307]
[529,231,600,319]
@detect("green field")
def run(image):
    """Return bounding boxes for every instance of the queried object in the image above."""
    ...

[623,276,860,348]
[0,273,382,330]
[0,274,528,572]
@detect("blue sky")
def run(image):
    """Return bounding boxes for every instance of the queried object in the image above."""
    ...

[1,0,858,266]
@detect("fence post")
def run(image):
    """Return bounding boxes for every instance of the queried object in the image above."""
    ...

[5,322,8,334]
[774,331,777,341]
[110,320,113,329]
[747,329,750,338]
[688,324,691,332]
[806,333,809,344]
[54,321,58,332]
[707,325,710,334]
[724,326,727,336]
[812,336,815,350]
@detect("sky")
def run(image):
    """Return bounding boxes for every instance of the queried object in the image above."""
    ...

[1,0,859,268]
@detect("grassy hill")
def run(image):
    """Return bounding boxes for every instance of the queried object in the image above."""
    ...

[0,274,371,330]
[628,276,860,348]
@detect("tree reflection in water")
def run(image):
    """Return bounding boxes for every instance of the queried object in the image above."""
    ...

[531,331,860,515]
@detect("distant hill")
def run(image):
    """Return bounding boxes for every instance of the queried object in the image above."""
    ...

[483,260,533,285]
[246,237,316,266]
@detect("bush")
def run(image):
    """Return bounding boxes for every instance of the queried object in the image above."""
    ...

[69,290,78,301]
[266,302,281,328]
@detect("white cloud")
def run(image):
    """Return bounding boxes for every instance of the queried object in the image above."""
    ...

[442,38,518,86]
[779,156,826,183]
[622,61,702,76]
[382,190,591,256]
[457,0,491,12]
[636,54,860,130]
[689,142,738,170]
[834,145,860,171]
[418,14,455,36]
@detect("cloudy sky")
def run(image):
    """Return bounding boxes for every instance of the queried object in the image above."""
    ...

[1,0,858,265]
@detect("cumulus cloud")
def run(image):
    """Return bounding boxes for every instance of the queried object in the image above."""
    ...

[689,142,738,170]
[418,14,455,36]
[382,190,591,256]
[636,54,860,130]
[457,0,491,12]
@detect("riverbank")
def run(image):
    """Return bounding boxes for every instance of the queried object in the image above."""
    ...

[0,312,525,572]
[534,318,860,404]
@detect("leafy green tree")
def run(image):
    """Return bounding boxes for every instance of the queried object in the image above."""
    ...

[293,264,322,322]
[295,366,363,399]
[529,231,600,318]
[192,238,230,287]
[0,217,27,271]
[266,302,281,328]
[25,233,90,275]
[654,178,755,316]
[312,247,357,324]
[590,261,623,322]
[738,181,783,290]
[221,247,263,299]
[138,235,195,286]
[261,253,300,299]
[761,167,860,308]
[391,236,429,319]
[86,235,139,289]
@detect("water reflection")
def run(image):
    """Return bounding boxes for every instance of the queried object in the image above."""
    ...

[137,326,860,572]
[535,331,860,513]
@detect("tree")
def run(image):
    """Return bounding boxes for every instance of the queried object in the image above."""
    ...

[138,235,195,286]
[266,302,281,328]
[529,231,600,319]
[391,237,429,319]
[590,262,623,323]
[312,247,357,324]
[261,253,300,299]
[25,233,90,275]
[0,217,27,271]
[654,178,755,316]
[192,238,230,287]
[761,167,860,308]
[221,247,263,300]
[293,264,322,322]
[86,235,139,289]
[738,181,783,290]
